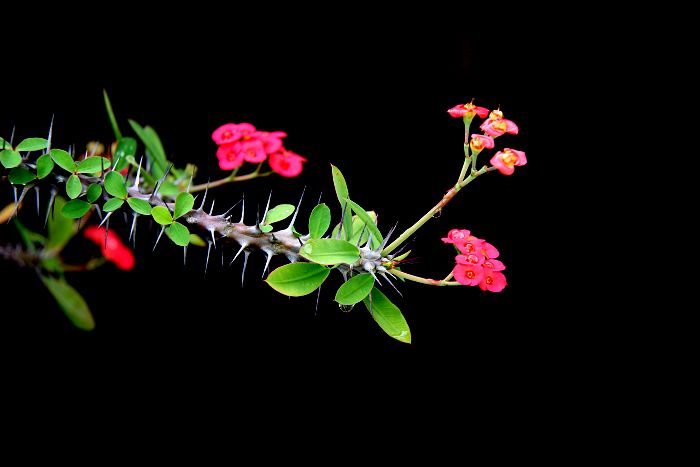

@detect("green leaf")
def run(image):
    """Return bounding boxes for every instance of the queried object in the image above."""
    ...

[50,149,77,173]
[345,198,382,249]
[264,204,295,225]
[392,250,411,262]
[36,154,54,179]
[174,192,194,219]
[113,137,137,172]
[331,164,353,240]
[307,203,330,239]
[0,149,22,168]
[65,174,82,199]
[151,205,173,225]
[265,263,330,297]
[259,224,274,233]
[47,197,76,251]
[166,221,190,246]
[189,233,206,247]
[103,198,124,212]
[0,136,12,149]
[348,211,377,245]
[13,218,40,253]
[128,120,167,178]
[77,156,111,174]
[103,89,122,140]
[363,288,411,343]
[86,183,103,203]
[158,181,179,198]
[8,167,36,184]
[335,273,375,305]
[40,276,95,331]
[127,197,152,215]
[15,137,48,152]
[61,199,91,219]
[104,171,127,199]
[299,238,360,265]
[292,226,303,237]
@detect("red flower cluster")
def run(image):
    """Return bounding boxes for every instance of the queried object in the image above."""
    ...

[442,229,506,292]
[83,226,135,270]
[212,123,306,177]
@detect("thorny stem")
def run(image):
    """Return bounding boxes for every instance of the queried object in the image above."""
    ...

[189,165,272,193]
[382,165,489,256]
[389,269,461,286]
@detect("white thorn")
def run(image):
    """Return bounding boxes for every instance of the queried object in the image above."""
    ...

[239,194,245,223]
[241,250,250,286]
[98,211,112,228]
[209,199,216,216]
[198,180,210,210]
[287,186,306,229]
[262,249,273,278]
[46,114,54,153]
[44,190,56,227]
[381,273,403,297]
[205,241,212,275]
[210,228,216,248]
[133,156,143,189]
[34,186,40,216]
[129,214,138,242]
[229,243,247,266]
[186,174,193,193]
[261,191,272,224]
[153,226,165,251]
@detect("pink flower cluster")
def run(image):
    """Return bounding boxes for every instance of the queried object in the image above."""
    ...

[442,229,506,292]
[212,123,306,177]
[448,101,527,176]
[83,226,135,271]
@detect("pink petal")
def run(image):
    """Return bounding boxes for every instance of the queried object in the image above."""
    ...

[447,104,468,118]
[453,264,484,286]
[483,259,505,271]
[474,106,490,118]
[269,152,305,177]
[480,120,505,137]
[505,148,527,166]
[211,123,240,145]
[236,123,256,134]
[505,119,519,134]
[480,242,499,258]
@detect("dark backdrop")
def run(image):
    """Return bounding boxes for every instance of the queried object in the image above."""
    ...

[1,25,559,377]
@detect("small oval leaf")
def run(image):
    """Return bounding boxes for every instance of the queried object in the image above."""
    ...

[166,221,190,246]
[86,183,102,203]
[103,198,124,212]
[264,204,295,225]
[77,156,111,174]
[36,154,54,179]
[174,192,194,219]
[335,273,375,305]
[308,203,331,239]
[151,205,173,225]
[299,238,360,265]
[363,288,411,343]
[189,233,206,247]
[265,263,331,297]
[65,174,82,199]
[0,149,22,168]
[345,198,383,249]
[40,276,95,330]
[127,197,152,215]
[259,224,274,233]
[50,149,77,173]
[104,170,127,199]
[8,167,36,185]
[113,137,137,171]
[61,199,91,219]
[16,137,48,152]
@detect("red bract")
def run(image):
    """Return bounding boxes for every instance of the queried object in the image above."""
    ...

[258,131,287,154]
[447,102,489,119]
[269,150,306,177]
[445,229,506,292]
[212,123,242,145]
[237,140,267,163]
[490,148,527,175]
[217,143,245,170]
[83,226,135,271]
[480,109,519,137]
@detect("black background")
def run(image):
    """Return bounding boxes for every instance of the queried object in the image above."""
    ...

[1,21,563,381]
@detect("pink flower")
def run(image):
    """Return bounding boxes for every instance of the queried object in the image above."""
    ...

[448,102,489,119]
[83,226,135,271]
[212,123,242,145]
[483,259,505,271]
[490,148,527,175]
[480,109,519,137]
[479,270,507,292]
[455,235,483,255]
[469,134,495,152]
[217,143,245,170]
[236,123,257,141]
[269,150,307,177]
[441,229,471,244]
[453,263,484,286]
[236,140,267,163]
[258,131,287,154]
[479,241,500,258]
[456,252,485,266]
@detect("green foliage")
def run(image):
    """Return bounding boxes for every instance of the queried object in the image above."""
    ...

[263,204,295,225]
[50,149,77,173]
[259,224,273,233]
[61,199,91,219]
[0,136,11,149]
[13,218,43,253]
[103,89,123,139]
[66,174,82,199]
[331,164,353,240]
[308,203,331,239]
[335,273,375,305]
[189,233,206,247]
[0,149,22,168]
[47,197,76,252]
[103,198,124,212]
[151,205,173,225]
[86,183,103,203]
[36,154,54,179]
[8,167,36,184]
[166,221,190,246]
[15,137,48,152]
[40,276,95,331]
[265,263,330,297]
[174,192,194,219]
[77,156,111,174]
[345,199,382,249]
[126,197,152,215]
[158,181,180,198]
[300,238,360,265]
[128,119,167,178]
[104,171,127,199]
[113,137,137,172]
[363,288,411,343]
